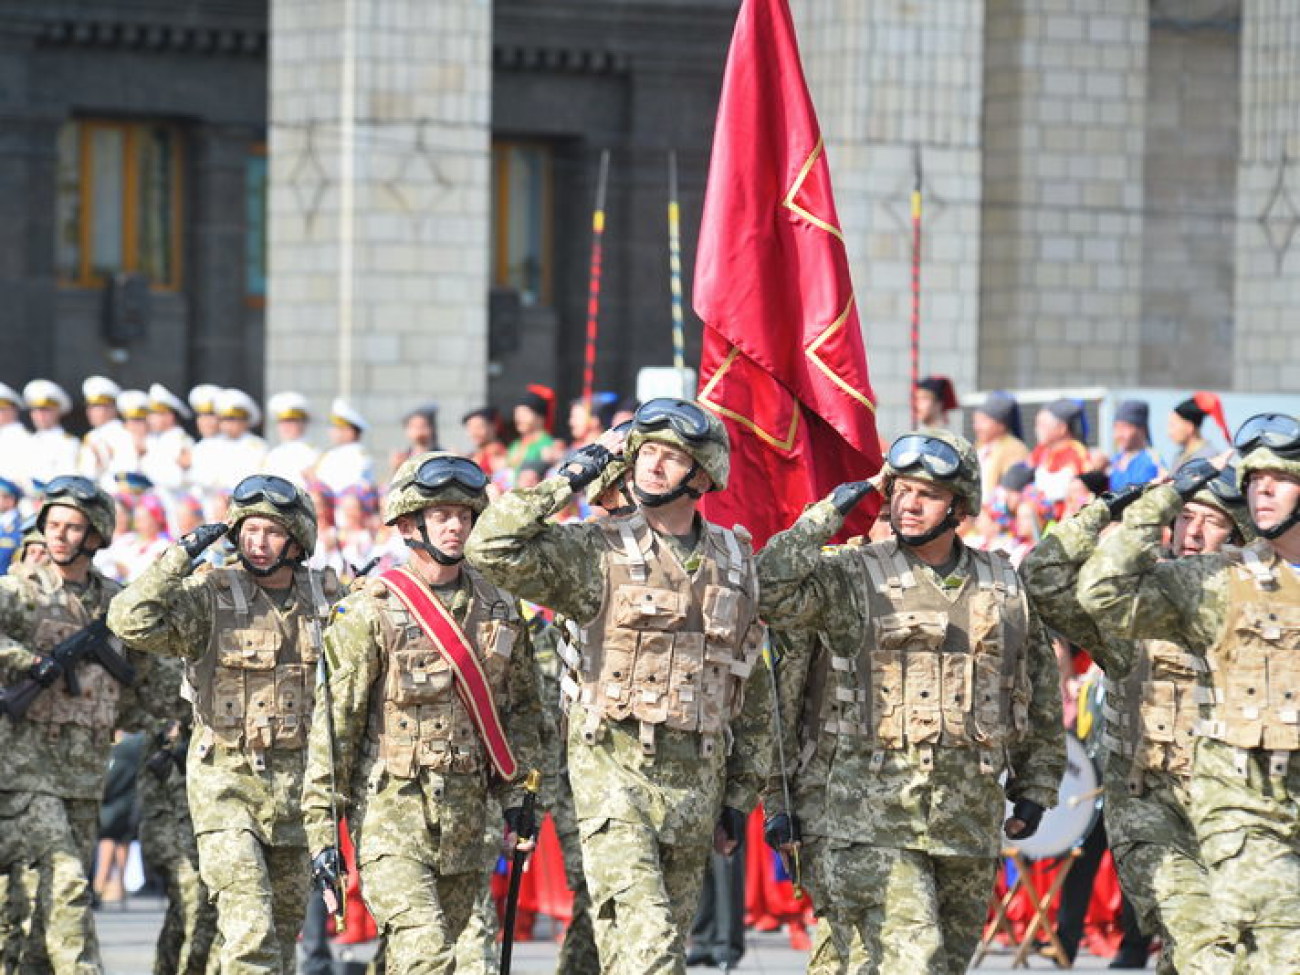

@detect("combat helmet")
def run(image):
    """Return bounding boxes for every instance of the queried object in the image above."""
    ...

[226,474,318,555]
[384,452,488,526]
[882,428,982,515]
[37,475,117,550]
[625,398,729,506]
[1182,462,1255,544]
[1233,413,1300,540]
[580,420,633,510]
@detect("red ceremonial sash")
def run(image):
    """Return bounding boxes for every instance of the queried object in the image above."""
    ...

[377,568,518,781]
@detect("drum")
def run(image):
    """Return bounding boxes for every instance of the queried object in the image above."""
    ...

[1005,733,1101,861]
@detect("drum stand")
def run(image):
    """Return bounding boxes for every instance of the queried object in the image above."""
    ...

[974,847,1081,969]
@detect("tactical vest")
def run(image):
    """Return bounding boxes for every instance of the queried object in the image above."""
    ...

[22,566,122,737]
[571,513,762,754]
[1101,639,1208,792]
[365,567,521,779]
[808,539,1030,775]
[1194,543,1300,770]
[188,565,337,763]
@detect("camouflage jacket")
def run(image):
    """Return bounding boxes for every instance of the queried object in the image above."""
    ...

[1076,483,1300,860]
[465,475,772,815]
[758,499,1064,856]
[107,544,341,846]
[299,567,542,876]
[0,564,167,799]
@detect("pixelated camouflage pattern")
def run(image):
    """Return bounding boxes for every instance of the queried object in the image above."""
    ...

[465,475,771,972]
[0,863,30,975]
[804,839,996,975]
[1236,444,1300,489]
[584,456,628,506]
[757,499,1064,855]
[384,451,488,525]
[38,487,116,547]
[1078,482,1300,971]
[1021,500,1234,974]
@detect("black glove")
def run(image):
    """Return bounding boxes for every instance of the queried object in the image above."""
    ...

[145,748,176,781]
[717,806,747,847]
[28,655,62,689]
[310,847,345,913]
[180,522,229,558]
[558,443,614,492]
[1101,484,1146,520]
[1004,798,1045,840]
[829,480,876,516]
[504,804,537,843]
[1172,458,1219,501]
[763,812,801,851]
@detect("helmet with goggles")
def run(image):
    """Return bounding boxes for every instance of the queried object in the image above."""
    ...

[226,475,318,554]
[882,429,982,515]
[625,398,730,503]
[1234,413,1300,540]
[36,475,117,548]
[384,452,489,525]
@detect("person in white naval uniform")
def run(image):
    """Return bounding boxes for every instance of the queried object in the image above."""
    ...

[78,376,132,487]
[0,382,31,489]
[312,397,375,496]
[95,389,151,485]
[208,388,268,491]
[22,379,80,487]
[262,392,320,487]
[186,383,224,493]
[142,383,194,495]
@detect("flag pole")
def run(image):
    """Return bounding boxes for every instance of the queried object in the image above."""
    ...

[909,144,922,427]
[582,149,612,408]
[668,150,689,398]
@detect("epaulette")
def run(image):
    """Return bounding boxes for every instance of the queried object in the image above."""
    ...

[364,577,390,598]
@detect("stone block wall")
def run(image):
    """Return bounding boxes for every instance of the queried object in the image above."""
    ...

[267,0,491,462]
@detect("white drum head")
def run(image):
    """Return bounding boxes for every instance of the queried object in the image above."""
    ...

[1005,733,1100,861]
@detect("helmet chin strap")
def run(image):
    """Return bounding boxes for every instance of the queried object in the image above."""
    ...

[49,543,94,568]
[404,522,464,565]
[890,502,960,548]
[633,461,704,508]
[1254,503,1300,541]
[239,536,301,578]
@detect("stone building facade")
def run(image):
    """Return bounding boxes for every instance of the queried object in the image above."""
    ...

[0,0,1295,455]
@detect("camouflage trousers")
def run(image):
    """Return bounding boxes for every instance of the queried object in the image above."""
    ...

[0,864,32,975]
[579,819,711,975]
[359,855,481,975]
[447,827,501,975]
[804,839,996,975]
[0,793,101,975]
[194,830,307,975]
[139,804,217,975]
[1105,774,1235,975]
[1197,828,1300,975]
[554,820,598,975]
[807,916,868,975]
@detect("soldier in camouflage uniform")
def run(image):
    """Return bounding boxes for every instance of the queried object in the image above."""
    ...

[301,452,541,975]
[1078,413,1300,973]
[135,656,218,975]
[108,474,343,974]
[465,398,771,975]
[757,430,1065,975]
[0,476,163,974]
[1022,466,1247,974]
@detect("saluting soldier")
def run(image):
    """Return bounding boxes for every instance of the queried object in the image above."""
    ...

[465,398,771,975]
[301,453,541,974]
[0,477,161,973]
[757,429,1064,975]
[108,475,342,974]
[1079,414,1300,973]
[1022,464,1247,973]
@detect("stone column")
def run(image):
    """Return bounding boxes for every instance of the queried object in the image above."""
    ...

[795,0,986,440]
[267,0,492,462]
[979,3,1148,389]
[1233,0,1300,392]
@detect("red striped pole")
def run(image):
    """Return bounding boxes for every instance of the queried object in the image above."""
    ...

[910,145,922,427]
[582,150,612,407]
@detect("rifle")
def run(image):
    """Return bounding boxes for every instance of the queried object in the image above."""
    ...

[1,617,135,722]
[499,769,542,975]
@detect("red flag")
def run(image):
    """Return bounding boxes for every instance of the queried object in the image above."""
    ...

[694,0,882,546]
